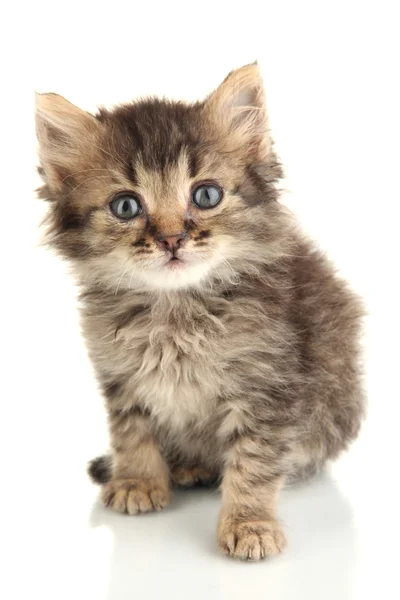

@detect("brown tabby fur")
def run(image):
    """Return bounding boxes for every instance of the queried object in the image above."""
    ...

[36,64,365,560]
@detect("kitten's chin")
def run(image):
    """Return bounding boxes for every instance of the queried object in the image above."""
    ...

[136,260,214,291]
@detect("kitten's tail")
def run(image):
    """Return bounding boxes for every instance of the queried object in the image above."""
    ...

[87,455,112,484]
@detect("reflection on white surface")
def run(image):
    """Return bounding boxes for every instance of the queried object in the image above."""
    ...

[86,472,356,600]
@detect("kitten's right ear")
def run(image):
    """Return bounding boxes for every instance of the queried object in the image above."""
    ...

[35,93,100,192]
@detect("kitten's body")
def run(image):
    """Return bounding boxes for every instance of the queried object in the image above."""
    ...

[36,64,365,560]
[85,240,362,483]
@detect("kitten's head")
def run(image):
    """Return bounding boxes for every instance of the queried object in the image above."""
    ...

[36,64,286,292]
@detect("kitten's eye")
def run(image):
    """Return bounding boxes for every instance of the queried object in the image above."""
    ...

[110,195,142,220]
[192,184,223,209]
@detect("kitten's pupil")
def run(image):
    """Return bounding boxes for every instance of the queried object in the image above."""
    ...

[122,200,130,213]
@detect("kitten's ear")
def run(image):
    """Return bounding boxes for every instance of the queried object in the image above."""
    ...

[35,93,100,192]
[204,63,270,157]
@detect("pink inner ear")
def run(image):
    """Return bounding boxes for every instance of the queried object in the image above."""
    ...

[232,87,257,109]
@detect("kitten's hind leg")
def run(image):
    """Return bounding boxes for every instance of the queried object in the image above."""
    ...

[171,465,219,488]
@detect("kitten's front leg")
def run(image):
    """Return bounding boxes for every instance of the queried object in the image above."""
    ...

[102,404,171,515]
[218,435,287,560]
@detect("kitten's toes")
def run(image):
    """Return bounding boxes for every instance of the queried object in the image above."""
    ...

[217,517,287,560]
[171,465,218,487]
[101,478,171,514]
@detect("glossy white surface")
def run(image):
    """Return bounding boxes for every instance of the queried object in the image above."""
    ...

[2,1,399,598]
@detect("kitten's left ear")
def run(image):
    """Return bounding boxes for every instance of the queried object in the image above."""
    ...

[35,93,101,192]
[204,63,271,158]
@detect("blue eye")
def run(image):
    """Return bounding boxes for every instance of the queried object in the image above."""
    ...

[192,184,223,209]
[110,195,142,220]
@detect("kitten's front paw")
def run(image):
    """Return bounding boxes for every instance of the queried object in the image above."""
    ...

[102,478,171,514]
[217,517,287,560]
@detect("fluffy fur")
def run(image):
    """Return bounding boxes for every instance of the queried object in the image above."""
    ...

[36,64,365,560]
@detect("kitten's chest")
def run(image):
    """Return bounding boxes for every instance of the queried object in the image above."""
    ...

[117,303,233,429]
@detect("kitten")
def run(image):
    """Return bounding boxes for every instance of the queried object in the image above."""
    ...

[35,63,365,560]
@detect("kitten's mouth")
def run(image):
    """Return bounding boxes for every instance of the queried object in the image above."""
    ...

[166,256,185,269]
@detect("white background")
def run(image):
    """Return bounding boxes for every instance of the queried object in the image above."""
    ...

[1,1,399,599]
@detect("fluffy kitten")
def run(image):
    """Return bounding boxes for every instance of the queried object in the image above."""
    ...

[36,64,365,560]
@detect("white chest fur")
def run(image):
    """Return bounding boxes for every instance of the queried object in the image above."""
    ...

[93,294,236,432]
[133,312,229,429]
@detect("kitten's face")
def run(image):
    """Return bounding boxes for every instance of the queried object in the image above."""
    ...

[36,65,283,292]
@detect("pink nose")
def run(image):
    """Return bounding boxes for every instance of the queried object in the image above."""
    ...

[156,232,187,253]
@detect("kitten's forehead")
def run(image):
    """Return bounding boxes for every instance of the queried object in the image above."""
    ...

[100,99,202,179]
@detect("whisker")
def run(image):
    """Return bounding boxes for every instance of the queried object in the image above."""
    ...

[61,168,115,183]
[90,141,129,171]
[68,175,111,195]
[114,258,131,295]
[109,123,128,173]
[212,247,238,281]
